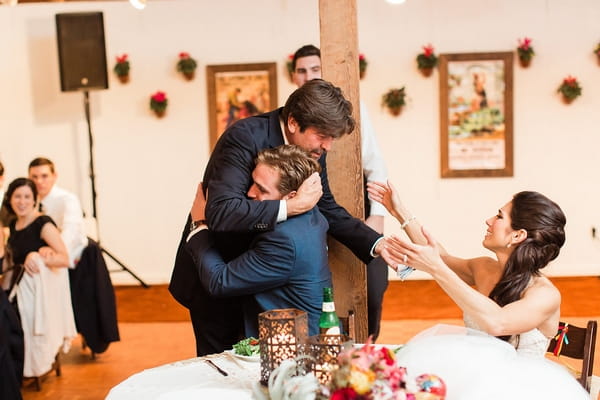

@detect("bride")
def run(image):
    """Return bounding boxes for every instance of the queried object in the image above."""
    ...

[368,183,589,399]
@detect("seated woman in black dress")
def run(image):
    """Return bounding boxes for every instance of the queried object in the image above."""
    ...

[0,178,76,379]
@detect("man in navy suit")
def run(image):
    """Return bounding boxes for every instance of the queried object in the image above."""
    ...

[170,79,383,355]
[185,145,331,336]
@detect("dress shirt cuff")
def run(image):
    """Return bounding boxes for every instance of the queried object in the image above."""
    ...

[370,236,385,258]
[277,200,288,223]
[186,224,208,242]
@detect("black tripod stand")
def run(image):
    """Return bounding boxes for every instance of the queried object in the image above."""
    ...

[83,91,149,288]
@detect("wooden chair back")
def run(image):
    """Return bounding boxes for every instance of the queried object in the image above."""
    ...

[339,310,356,341]
[547,320,597,391]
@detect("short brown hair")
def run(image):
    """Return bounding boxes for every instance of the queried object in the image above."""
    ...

[28,157,55,173]
[281,79,355,139]
[255,145,321,196]
[292,44,320,71]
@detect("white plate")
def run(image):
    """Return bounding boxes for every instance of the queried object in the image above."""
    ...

[225,349,260,362]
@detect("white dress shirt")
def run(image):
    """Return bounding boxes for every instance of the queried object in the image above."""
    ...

[41,185,88,268]
[359,101,388,217]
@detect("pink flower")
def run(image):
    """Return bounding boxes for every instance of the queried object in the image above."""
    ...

[152,91,167,103]
[378,346,395,366]
[422,44,434,58]
[518,37,532,51]
[116,54,128,63]
[359,53,365,61]
[287,54,294,60]
[179,52,190,59]
[330,387,358,400]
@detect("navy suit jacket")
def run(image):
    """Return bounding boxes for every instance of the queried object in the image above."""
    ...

[185,208,331,336]
[169,108,381,309]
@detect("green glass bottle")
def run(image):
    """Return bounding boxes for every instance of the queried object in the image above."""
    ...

[319,287,340,335]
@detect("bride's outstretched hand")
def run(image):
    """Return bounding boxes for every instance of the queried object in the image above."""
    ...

[366,180,401,216]
[384,226,444,275]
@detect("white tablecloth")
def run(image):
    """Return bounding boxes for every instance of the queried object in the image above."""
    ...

[106,353,260,400]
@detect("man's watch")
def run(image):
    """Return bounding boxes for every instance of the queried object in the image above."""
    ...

[190,219,207,232]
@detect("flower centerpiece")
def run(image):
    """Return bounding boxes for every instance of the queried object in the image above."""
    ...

[359,53,368,79]
[382,87,406,116]
[150,91,168,117]
[319,343,446,400]
[416,44,437,77]
[177,52,198,80]
[557,75,582,103]
[113,54,130,83]
[259,342,446,400]
[517,37,535,67]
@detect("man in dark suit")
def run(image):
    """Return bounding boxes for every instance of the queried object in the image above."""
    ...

[169,79,383,355]
[185,145,331,336]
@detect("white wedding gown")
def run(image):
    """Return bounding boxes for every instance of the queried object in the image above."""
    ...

[395,324,589,400]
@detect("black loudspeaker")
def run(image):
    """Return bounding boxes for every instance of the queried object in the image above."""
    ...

[55,12,108,92]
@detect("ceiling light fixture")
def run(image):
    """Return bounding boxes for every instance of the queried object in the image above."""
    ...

[386,0,407,4]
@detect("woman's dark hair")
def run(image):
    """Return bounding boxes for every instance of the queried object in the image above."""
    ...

[489,191,566,340]
[1,178,38,217]
[281,79,355,139]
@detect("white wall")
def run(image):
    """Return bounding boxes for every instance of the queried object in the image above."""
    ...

[0,0,598,284]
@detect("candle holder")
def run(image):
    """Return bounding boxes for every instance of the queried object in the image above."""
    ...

[258,308,308,385]
[301,334,353,384]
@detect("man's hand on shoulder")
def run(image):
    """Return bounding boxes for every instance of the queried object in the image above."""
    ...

[286,172,322,217]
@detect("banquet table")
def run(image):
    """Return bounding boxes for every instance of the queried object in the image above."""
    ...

[105,352,261,400]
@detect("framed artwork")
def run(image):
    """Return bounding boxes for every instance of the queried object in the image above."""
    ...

[206,62,277,149]
[439,52,513,178]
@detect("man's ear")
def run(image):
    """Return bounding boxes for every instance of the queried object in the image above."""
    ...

[282,190,297,201]
[287,116,298,134]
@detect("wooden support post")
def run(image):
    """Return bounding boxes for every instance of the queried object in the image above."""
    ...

[319,0,368,342]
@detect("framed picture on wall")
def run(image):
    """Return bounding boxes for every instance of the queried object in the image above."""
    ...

[206,62,277,149]
[439,52,513,178]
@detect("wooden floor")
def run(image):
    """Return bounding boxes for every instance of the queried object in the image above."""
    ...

[20,277,600,400]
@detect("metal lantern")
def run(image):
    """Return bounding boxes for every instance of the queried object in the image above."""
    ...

[258,308,308,385]
[302,334,353,384]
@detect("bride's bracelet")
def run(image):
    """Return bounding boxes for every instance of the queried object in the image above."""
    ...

[400,215,416,230]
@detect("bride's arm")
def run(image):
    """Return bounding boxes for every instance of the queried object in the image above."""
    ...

[388,228,560,336]
[367,181,475,283]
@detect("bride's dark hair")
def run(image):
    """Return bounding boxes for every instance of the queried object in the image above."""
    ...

[489,191,566,340]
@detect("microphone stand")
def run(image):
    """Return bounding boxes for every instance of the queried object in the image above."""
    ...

[83,91,149,288]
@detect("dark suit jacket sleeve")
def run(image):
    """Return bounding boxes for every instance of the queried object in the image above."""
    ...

[317,154,381,264]
[203,115,280,233]
[185,229,295,297]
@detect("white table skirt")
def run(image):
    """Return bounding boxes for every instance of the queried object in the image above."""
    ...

[106,353,260,400]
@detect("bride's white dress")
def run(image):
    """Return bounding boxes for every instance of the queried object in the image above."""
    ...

[464,314,551,357]
[395,324,589,400]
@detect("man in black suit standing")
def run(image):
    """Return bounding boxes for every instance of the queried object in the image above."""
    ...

[170,79,384,356]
